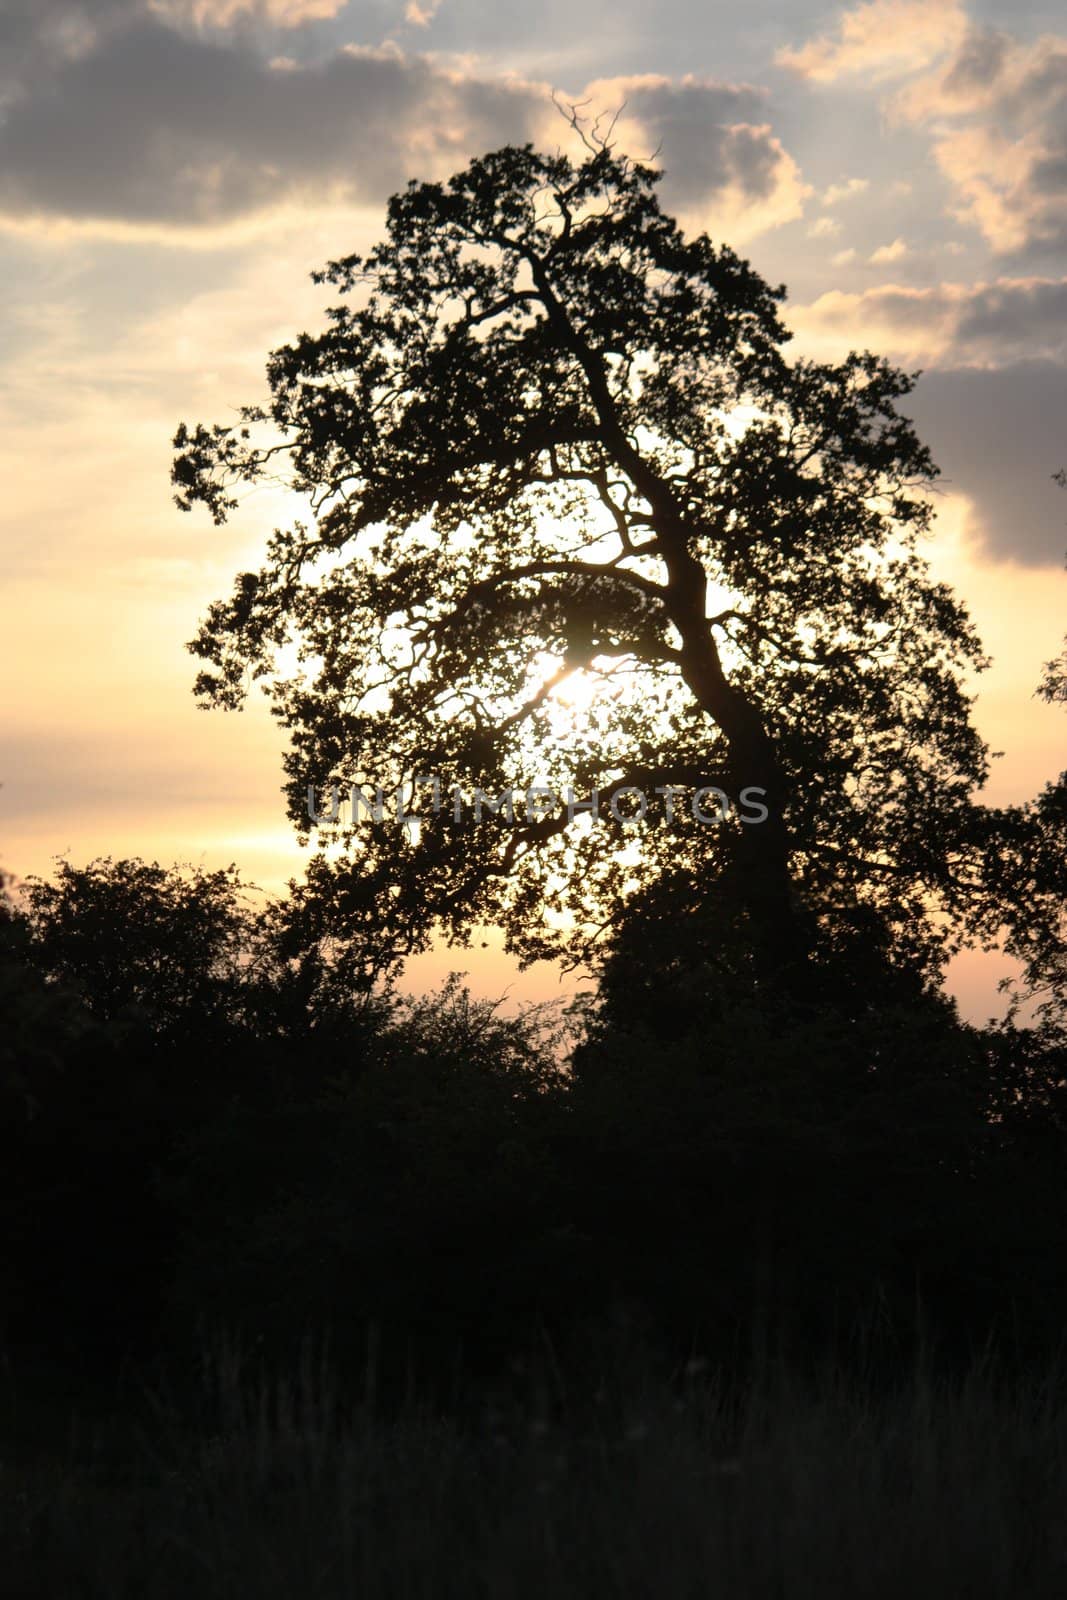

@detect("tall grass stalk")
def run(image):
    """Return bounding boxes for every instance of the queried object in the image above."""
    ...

[5,1319,1067,1597]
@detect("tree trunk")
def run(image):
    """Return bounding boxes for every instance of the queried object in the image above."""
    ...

[670,549,803,992]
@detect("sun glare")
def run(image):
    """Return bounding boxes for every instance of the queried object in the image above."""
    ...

[537,653,631,739]
[550,667,606,714]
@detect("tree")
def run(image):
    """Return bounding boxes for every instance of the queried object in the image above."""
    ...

[173,135,1003,996]
[22,857,253,1034]
[0,867,94,1124]
[1038,635,1067,707]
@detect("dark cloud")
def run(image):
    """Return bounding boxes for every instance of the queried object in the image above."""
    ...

[903,361,1067,567]
[953,278,1067,359]
[941,25,1009,93]
[0,17,803,233]
[0,19,545,226]
[575,74,807,235]
[0,0,130,93]
[794,276,1067,368]
[0,0,347,57]
[623,81,781,206]
[0,0,136,42]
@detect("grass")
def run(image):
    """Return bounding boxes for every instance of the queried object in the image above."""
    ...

[5,1319,1067,1598]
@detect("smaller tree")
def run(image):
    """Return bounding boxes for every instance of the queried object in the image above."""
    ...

[0,866,94,1125]
[22,857,254,1034]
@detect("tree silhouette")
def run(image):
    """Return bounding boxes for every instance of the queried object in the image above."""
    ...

[174,136,1017,996]
[1038,627,1067,708]
[22,857,252,1034]
[1,867,94,1125]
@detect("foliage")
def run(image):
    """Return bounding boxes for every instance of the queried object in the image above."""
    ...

[20,857,253,1035]
[159,974,576,1386]
[4,847,1067,1403]
[173,136,1006,995]
[0,867,95,1125]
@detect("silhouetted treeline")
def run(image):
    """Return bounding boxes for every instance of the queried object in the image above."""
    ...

[3,857,1066,1420]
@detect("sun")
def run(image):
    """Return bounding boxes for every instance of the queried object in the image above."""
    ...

[550,665,606,715]
[533,653,632,742]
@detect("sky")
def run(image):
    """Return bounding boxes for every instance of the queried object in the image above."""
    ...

[1,0,1064,1021]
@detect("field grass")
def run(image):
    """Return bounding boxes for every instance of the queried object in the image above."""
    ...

[5,1320,1067,1598]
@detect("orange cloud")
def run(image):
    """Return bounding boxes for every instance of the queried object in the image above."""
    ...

[869,237,910,263]
[148,0,350,23]
[790,275,1067,367]
[404,0,443,23]
[890,29,1067,254]
[777,0,968,83]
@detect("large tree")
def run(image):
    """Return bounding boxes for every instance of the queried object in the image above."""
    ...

[174,136,1007,995]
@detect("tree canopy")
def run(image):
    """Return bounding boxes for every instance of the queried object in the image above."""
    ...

[20,857,252,1033]
[173,136,1054,1001]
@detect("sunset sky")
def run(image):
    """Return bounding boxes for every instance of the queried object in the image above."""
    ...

[2,0,1064,1020]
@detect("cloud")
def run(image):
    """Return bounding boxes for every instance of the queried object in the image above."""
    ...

[149,0,350,22]
[781,1,1067,257]
[403,0,442,22]
[790,275,1067,368]
[0,15,806,242]
[822,176,869,205]
[776,0,968,84]
[832,247,857,265]
[0,24,548,231]
[808,216,842,238]
[0,0,346,73]
[579,75,811,240]
[902,362,1067,566]
[890,26,1067,255]
[869,236,909,262]
[952,278,1067,363]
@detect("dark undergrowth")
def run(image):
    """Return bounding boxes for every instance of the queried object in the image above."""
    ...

[5,1313,1067,1600]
